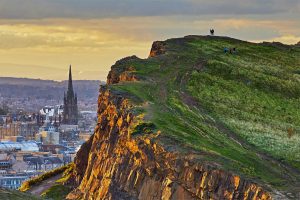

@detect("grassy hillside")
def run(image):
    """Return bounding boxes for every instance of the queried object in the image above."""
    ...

[110,36,300,197]
[0,188,40,200]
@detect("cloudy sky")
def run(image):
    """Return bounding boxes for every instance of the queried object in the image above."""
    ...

[0,0,299,80]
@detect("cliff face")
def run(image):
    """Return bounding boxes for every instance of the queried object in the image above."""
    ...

[67,54,272,199]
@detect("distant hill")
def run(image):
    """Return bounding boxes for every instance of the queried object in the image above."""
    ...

[0,77,57,86]
[0,77,103,100]
[0,77,104,86]
[0,77,104,112]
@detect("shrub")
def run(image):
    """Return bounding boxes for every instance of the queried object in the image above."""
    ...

[19,163,73,192]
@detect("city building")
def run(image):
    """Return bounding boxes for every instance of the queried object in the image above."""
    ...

[24,156,63,171]
[0,141,39,152]
[0,175,28,189]
[59,124,79,141]
[0,121,39,140]
[3,136,24,142]
[39,105,63,118]
[19,122,39,140]
[0,123,20,139]
[35,131,60,145]
[36,114,60,145]
[63,65,78,125]
[0,160,12,170]
[40,144,67,154]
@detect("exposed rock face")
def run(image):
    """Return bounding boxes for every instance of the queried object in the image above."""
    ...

[71,134,94,185]
[149,41,167,57]
[67,42,272,200]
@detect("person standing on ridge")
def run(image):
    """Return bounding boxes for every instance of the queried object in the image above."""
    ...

[210,29,215,36]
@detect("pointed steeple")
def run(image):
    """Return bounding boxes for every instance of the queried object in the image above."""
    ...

[68,65,74,96]
[63,65,78,125]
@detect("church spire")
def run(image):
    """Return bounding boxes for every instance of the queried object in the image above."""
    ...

[63,65,78,125]
[68,65,74,95]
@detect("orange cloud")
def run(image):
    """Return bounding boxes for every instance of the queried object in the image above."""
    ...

[0,17,299,80]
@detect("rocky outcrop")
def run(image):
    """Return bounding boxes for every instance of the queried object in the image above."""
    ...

[107,56,139,84]
[66,40,273,200]
[149,41,167,57]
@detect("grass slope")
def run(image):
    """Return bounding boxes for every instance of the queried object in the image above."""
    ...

[110,36,300,197]
[0,188,40,200]
[41,184,72,200]
[20,164,71,192]
[17,164,73,200]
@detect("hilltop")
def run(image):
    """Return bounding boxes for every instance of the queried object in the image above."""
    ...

[63,35,300,199]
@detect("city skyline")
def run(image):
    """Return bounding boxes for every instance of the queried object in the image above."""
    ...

[0,0,299,80]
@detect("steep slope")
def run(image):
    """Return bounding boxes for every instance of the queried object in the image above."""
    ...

[67,36,300,199]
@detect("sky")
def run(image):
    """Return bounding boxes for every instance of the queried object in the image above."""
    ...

[0,0,299,81]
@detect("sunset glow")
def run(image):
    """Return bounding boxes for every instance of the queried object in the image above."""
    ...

[0,0,299,80]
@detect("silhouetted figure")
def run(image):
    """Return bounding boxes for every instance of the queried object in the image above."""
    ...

[232,47,237,54]
[210,29,215,36]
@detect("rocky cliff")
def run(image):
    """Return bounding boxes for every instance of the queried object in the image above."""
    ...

[67,84,270,200]
[66,46,273,200]
[65,35,300,199]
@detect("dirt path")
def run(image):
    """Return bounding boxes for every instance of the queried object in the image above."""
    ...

[27,174,62,196]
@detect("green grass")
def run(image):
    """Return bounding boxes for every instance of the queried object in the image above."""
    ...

[0,188,40,200]
[41,184,72,200]
[131,122,156,136]
[187,38,300,169]
[108,36,300,194]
